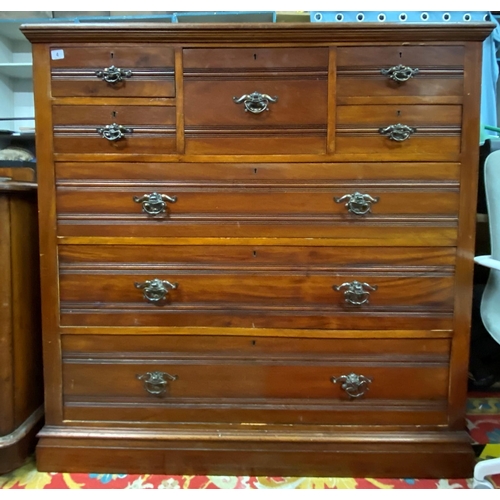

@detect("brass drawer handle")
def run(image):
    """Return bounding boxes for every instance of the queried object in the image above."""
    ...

[137,371,178,396]
[334,192,379,216]
[332,373,372,399]
[95,65,133,84]
[135,278,178,303]
[233,91,278,114]
[379,123,416,142]
[96,123,133,141]
[380,64,419,82]
[333,280,378,306]
[133,192,177,216]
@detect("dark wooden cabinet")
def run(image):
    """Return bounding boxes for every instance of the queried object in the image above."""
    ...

[22,21,493,478]
[0,167,43,474]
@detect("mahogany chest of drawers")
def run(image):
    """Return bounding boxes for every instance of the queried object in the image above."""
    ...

[22,22,493,477]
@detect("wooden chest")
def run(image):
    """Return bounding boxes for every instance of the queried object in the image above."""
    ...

[22,21,493,478]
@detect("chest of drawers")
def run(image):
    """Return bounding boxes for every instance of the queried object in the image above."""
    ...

[22,21,493,478]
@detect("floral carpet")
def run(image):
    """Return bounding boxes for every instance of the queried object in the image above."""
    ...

[1,396,499,489]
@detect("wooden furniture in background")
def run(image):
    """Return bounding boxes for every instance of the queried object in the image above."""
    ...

[0,166,43,474]
[22,22,492,478]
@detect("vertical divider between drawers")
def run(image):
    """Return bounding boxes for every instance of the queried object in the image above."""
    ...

[327,47,336,154]
[175,46,185,155]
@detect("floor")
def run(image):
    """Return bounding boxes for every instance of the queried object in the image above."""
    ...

[1,393,499,489]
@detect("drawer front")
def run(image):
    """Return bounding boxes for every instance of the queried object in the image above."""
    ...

[56,185,459,217]
[61,335,450,425]
[52,105,176,154]
[337,46,464,103]
[55,183,459,241]
[54,161,461,183]
[337,105,462,127]
[50,45,175,97]
[337,45,465,68]
[184,79,327,155]
[185,80,327,127]
[335,104,461,159]
[183,48,329,70]
[58,244,457,269]
[59,244,455,330]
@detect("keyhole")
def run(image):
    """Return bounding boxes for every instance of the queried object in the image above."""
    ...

[253,250,257,257]
[397,110,401,117]
[399,51,403,58]
[251,340,256,345]
[112,110,117,118]
[254,53,257,60]
[110,51,114,59]
[254,168,258,174]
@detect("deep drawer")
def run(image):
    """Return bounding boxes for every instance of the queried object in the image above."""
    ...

[55,182,459,240]
[52,105,176,154]
[184,78,327,155]
[58,246,455,329]
[55,184,459,217]
[50,45,175,97]
[61,334,450,425]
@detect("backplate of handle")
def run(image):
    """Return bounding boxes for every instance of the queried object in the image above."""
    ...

[333,280,378,306]
[96,123,133,141]
[133,192,177,216]
[95,65,133,84]
[134,278,178,303]
[233,91,278,113]
[380,64,419,82]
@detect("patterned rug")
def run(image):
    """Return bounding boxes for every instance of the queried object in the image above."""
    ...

[2,396,499,489]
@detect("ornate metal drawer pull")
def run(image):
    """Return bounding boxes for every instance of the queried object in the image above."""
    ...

[137,371,178,396]
[333,280,378,306]
[380,64,419,82]
[233,91,278,114]
[96,123,133,141]
[133,192,177,216]
[332,373,372,399]
[95,65,133,84]
[379,123,417,142]
[334,192,379,216]
[135,278,178,303]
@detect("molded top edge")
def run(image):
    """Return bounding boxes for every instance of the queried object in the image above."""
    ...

[20,22,495,43]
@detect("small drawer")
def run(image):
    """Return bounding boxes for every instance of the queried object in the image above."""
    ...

[336,45,464,103]
[337,45,465,69]
[337,105,462,128]
[61,334,451,425]
[335,104,461,160]
[50,45,175,97]
[52,105,176,154]
[184,78,327,155]
[183,47,329,70]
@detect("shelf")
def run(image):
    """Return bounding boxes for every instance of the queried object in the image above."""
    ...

[0,63,33,80]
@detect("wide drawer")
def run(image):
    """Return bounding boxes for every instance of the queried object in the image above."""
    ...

[184,79,327,155]
[52,105,176,154]
[50,44,175,97]
[61,335,451,425]
[58,248,455,329]
[56,184,459,218]
[54,161,462,183]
